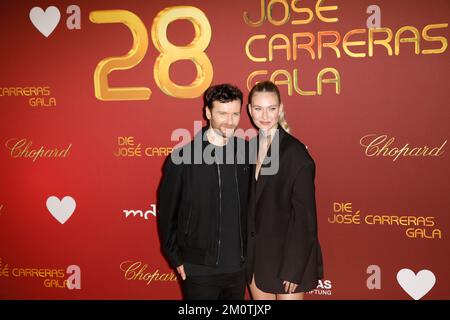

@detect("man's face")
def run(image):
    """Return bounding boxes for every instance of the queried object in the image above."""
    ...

[206,100,241,138]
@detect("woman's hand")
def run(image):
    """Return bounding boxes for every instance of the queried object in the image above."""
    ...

[283,280,298,294]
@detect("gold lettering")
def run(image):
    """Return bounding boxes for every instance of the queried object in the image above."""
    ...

[343,29,366,58]
[269,34,291,61]
[422,23,448,54]
[317,67,340,95]
[246,34,267,62]
[395,26,421,55]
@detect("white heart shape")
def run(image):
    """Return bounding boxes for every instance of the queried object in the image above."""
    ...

[46,196,76,224]
[396,268,436,300]
[29,6,61,37]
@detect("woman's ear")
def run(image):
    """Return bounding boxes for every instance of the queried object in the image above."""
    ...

[247,103,252,116]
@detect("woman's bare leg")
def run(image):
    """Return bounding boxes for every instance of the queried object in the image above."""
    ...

[249,275,276,300]
[276,292,305,300]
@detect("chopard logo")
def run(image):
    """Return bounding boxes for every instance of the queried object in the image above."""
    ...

[359,134,446,161]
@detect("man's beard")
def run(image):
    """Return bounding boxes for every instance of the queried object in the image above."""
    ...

[212,125,235,138]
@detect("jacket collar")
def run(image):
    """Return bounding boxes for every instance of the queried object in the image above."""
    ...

[254,124,288,203]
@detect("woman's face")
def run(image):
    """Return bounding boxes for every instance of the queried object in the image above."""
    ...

[248,91,282,132]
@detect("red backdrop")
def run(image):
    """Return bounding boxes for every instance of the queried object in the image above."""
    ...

[0,0,449,299]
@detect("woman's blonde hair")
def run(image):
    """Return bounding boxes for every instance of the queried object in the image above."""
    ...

[249,81,290,133]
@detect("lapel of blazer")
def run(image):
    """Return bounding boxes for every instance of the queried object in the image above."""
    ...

[248,163,257,218]
[255,126,287,205]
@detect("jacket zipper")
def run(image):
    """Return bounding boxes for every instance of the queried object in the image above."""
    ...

[234,158,244,262]
[216,161,222,265]
[184,207,192,235]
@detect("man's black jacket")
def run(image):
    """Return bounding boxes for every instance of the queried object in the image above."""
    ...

[157,127,250,269]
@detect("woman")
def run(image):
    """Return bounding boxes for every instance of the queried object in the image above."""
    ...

[246,81,323,300]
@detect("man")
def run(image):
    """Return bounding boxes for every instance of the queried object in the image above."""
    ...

[158,84,250,300]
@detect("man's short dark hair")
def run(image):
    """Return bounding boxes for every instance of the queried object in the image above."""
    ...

[203,83,243,109]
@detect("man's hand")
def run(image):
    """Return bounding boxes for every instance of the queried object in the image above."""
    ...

[176,265,186,280]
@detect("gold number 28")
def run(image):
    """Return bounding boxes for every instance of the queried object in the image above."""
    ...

[89,6,213,101]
